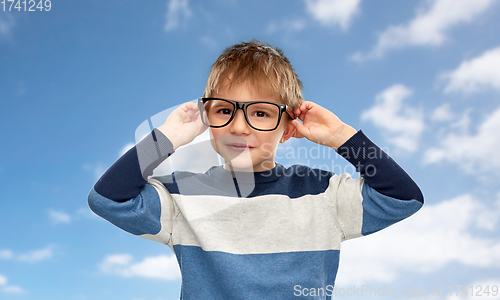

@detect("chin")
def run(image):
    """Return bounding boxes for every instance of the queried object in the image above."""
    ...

[224,156,255,172]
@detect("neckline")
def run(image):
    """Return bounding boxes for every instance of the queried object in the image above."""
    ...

[206,163,285,184]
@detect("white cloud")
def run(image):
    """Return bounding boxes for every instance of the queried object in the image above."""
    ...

[0,275,25,294]
[119,143,134,156]
[351,0,494,61]
[82,163,106,181]
[17,246,53,263]
[200,35,216,48]
[164,0,192,31]
[0,247,52,262]
[2,285,25,294]
[0,250,13,259]
[430,103,473,136]
[0,13,15,38]
[100,253,132,267]
[431,103,454,122]
[16,80,26,95]
[267,19,306,34]
[77,207,99,219]
[424,106,500,175]
[99,254,181,280]
[49,207,98,223]
[305,0,361,30]
[441,46,500,94]
[336,194,500,285]
[48,209,72,224]
[448,109,472,134]
[84,142,133,180]
[361,84,424,152]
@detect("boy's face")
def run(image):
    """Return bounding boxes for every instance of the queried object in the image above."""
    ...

[209,82,296,172]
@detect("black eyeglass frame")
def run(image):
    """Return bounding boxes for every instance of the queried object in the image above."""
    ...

[198,97,296,131]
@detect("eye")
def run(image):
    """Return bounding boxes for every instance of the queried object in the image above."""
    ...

[218,108,232,115]
[253,111,268,118]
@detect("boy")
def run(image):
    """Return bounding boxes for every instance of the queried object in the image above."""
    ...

[88,40,423,299]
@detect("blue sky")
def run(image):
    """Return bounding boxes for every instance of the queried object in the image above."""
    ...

[1,0,500,299]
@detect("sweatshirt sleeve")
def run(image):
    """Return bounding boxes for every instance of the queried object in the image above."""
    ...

[336,130,424,203]
[87,129,176,244]
[332,130,424,240]
[92,128,174,202]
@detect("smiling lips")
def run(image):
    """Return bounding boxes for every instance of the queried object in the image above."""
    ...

[227,143,253,152]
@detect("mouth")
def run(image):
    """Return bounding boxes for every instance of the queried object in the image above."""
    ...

[226,143,253,152]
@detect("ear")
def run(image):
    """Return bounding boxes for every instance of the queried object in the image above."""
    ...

[279,119,296,143]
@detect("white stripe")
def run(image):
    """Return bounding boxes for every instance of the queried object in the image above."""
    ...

[324,173,365,241]
[139,178,177,251]
[153,173,365,254]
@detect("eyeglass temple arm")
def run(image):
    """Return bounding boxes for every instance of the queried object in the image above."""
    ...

[285,106,296,120]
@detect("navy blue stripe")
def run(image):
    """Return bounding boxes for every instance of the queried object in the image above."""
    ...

[93,129,174,202]
[92,128,423,204]
[94,146,147,202]
[155,164,333,199]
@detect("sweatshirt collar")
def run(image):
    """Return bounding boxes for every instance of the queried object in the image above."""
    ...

[206,163,285,184]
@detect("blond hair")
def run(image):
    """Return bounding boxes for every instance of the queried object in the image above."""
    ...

[203,40,304,110]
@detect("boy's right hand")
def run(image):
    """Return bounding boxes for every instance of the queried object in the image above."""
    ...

[157,101,208,150]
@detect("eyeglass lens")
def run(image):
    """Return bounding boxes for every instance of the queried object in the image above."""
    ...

[202,99,281,130]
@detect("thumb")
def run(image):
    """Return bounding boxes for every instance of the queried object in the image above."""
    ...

[291,120,308,139]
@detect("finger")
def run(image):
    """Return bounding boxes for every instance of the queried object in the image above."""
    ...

[294,106,301,117]
[182,101,198,113]
[296,102,313,121]
[196,118,208,134]
[187,102,199,112]
[291,120,308,139]
[187,107,198,118]
[190,110,200,122]
[294,101,307,116]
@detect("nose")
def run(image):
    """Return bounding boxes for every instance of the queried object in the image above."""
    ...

[229,109,251,135]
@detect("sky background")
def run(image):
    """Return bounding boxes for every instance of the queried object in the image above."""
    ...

[1,0,500,299]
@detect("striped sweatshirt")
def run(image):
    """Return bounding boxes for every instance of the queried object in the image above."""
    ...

[88,129,424,299]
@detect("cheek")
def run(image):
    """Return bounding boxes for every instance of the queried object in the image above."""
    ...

[209,128,221,151]
[258,133,281,148]
[210,127,225,138]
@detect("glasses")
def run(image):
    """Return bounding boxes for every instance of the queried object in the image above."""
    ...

[198,97,296,131]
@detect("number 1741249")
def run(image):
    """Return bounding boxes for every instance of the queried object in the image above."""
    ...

[2,0,51,11]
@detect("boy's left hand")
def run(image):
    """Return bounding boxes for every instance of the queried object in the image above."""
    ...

[291,101,358,150]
